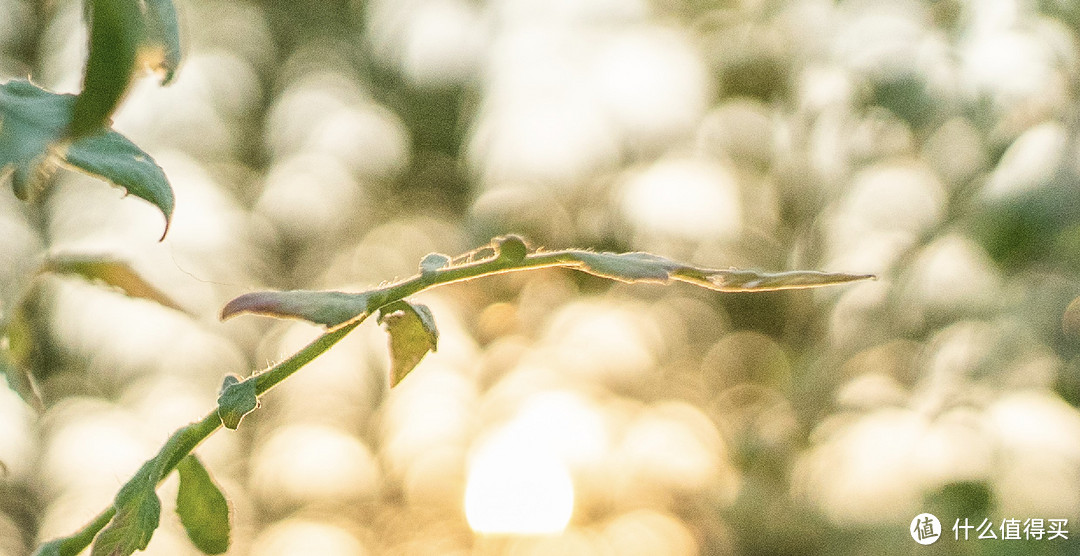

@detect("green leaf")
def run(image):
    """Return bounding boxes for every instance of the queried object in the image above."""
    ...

[175,455,230,554]
[568,251,874,292]
[64,129,174,239]
[216,375,257,430]
[91,461,161,556]
[220,290,374,328]
[44,255,182,311]
[0,80,71,200]
[143,0,182,84]
[70,0,144,139]
[377,300,438,387]
[0,80,174,236]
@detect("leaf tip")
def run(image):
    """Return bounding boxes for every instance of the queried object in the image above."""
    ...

[219,293,258,321]
[158,217,171,242]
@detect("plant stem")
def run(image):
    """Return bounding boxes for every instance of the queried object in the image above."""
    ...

[361,249,606,310]
[254,318,363,394]
[35,318,363,555]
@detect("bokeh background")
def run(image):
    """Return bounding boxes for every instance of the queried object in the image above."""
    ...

[3,0,1080,554]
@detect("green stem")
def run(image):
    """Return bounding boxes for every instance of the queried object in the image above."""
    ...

[254,318,363,394]
[34,318,363,555]
[361,250,591,312]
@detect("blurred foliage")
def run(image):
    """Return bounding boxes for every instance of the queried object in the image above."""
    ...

[3,0,1080,554]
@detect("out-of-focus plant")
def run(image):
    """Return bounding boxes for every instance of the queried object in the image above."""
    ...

[0,2,876,556]
[0,0,178,412]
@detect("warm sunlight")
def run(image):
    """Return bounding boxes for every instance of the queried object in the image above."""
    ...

[464,429,575,535]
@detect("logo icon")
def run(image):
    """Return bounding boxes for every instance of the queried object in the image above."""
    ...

[911,513,942,545]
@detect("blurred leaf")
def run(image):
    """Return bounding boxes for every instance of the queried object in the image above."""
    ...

[378,300,438,386]
[969,170,1080,271]
[220,290,374,328]
[569,251,874,292]
[142,0,182,84]
[216,375,257,430]
[924,480,994,521]
[44,255,181,311]
[70,0,144,139]
[1,306,43,410]
[64,129,174,238]
[0,80,174,236]
[872,72,936,129]
[175,455,229,554]
[91,461,161,556]
[0,341,41,412]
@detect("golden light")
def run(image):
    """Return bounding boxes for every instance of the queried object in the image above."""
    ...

[464,429,575,535]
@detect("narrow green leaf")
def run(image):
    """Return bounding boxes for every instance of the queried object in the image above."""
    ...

[0,80,174,237]
[142,0,182,84]
[572,251,674,282]
[672,267,876,292]
[568,251,874,292]
[216,375,257,430]
[70,0,144,139]
[220,290,374,328]
[64,129,174,238]
[91,462,161,556]
[176,455,230,554]
[378,300,438,387]
[44,255,182,311]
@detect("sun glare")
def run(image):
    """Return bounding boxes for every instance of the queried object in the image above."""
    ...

[464,431,575,535]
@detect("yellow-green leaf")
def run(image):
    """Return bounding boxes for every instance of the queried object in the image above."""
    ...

[0,341,41,412]
[44,255,181,311]
[176,455,230,554]
[378,300,438,386]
